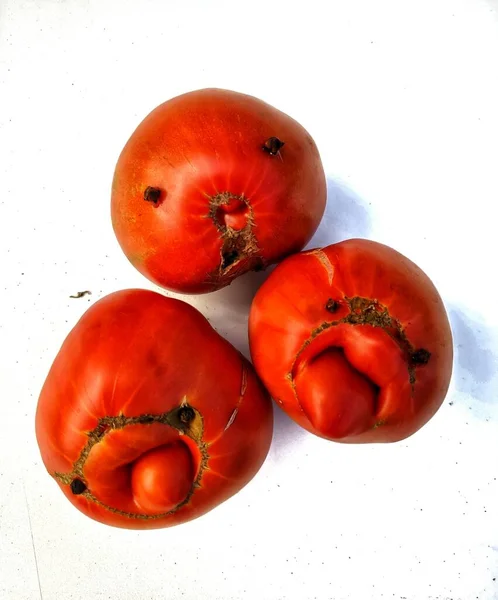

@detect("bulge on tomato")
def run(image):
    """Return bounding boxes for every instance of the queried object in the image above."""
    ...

[35,289,273,529]
[111,88,326,294]
[248,239,453,443]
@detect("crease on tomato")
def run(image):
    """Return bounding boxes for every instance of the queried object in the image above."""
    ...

[286,295,432,436]
[52,403,209,521]
[208,360,248,447]
[309,248,334,285]
[207,191,264,281]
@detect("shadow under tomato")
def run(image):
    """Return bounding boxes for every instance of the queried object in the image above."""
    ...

[195,268,275,360]
[306,177,373,249]
[447,305,497,405]
[213,268,275,313]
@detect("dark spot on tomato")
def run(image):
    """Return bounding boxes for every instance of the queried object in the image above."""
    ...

[178,406,195,424]
[144,186,162,205]
[70,478,87,495]
[325,299,339,313]
[411,348,431,365]
[262,137,285,155]
[221,250,239,270]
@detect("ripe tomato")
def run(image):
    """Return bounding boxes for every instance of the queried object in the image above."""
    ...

[248,239,453,443]
[35,290,273,529]
[111,88,326,294]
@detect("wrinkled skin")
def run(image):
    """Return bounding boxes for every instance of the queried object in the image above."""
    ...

[111,88,326,294]
[248,239,453,443]
[35,290,273,529]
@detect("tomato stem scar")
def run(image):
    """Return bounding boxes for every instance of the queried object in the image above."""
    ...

[70,478,87,495]
[178,406,195,424]
[221,250,239,270]
[411,348,431,365]
[207,191,263,278]
[262,137,285,155]
[143,186,162,204]
[325,299,340,313]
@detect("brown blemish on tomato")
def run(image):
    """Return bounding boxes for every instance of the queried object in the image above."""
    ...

[208,192,264,278]
[411,348,431,365]
[70,478,87,495]
[221,250,239,270]
[325,299,340,313]
[288,295,431,409]
[178,406,195,424]
[143,186,162,205]
[262,137,285,156]
[52,403,207,520]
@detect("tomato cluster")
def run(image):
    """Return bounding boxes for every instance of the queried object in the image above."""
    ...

[36,88,453,529]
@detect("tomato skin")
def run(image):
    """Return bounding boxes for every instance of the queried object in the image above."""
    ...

[248,239,453,443]
[131,443,194,514]
[35,290,273,529]
[110,88,326,294]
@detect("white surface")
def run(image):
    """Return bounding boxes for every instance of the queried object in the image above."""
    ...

[1,1,498,599]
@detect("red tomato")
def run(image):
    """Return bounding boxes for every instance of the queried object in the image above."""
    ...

[248,239,453,443]
[110,88,326,294]
[35,290,273,529]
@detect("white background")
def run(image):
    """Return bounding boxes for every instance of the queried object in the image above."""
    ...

[1,1,498,599]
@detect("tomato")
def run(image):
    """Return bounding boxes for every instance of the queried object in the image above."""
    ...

[35,289,273,529]
[110,88,326,294]
[248,239,453,443]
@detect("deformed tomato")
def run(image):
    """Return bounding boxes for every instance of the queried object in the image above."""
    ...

[110,88,326,293]
[248,239,453,443]
[35,289,273,529]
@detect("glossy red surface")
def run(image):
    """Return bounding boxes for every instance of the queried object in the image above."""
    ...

[249,239,453,443]
[111,88,326,293]
[36,289,273,528]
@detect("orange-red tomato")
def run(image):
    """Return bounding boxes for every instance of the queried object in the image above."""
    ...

[35,290,273,529]
[248,239,453,443]
[111,88,326,294]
